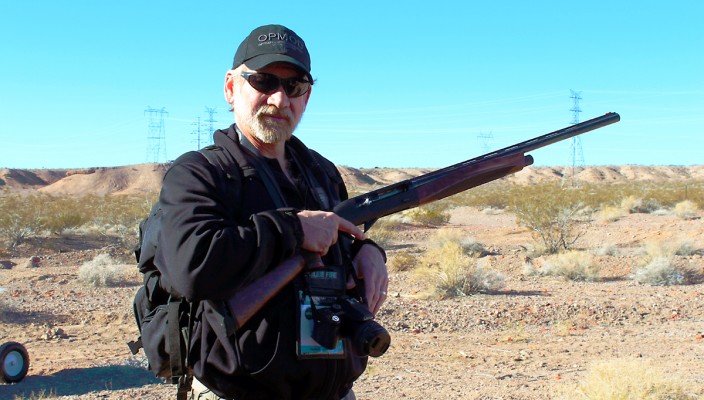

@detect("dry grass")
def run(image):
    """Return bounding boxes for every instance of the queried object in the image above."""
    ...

[558,358,699,399]
[402,204,450,226]
[366,216,405,247]
[412,232,504,298]
[425,228,484,253]
[387,251,418,272]
[641,238,699,261]
[595,206,627,224]
[0,192,155,252]
[674,200,699,220]
[11,389,58,400]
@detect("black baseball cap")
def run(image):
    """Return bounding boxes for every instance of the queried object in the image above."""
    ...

[233,24,312,81]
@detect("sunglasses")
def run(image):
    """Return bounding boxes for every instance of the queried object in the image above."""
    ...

[240,72,312,98]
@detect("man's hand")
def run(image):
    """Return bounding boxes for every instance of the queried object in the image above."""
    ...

[348,244,388,315]
[297,210,364,256]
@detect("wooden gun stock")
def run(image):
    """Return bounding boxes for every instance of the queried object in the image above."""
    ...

[227,112,620,327]
[226,255,306,329]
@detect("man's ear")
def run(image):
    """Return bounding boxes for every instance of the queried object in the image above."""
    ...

[224,70,236,105]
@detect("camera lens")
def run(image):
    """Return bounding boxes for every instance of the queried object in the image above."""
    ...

[351,320,391,357]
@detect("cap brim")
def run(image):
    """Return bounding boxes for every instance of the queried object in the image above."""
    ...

[244,54,312,81]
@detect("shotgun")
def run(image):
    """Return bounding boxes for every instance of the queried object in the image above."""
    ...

[227,112,621,328]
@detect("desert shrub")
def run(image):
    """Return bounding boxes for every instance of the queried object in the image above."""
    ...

[481,207,503,215]
[594,243,618,256]
[618,195,661,214]
[414,241,504,298]
[0,299,12,323]
[427,228,487,257]
[366,216,405,247]
[437,180,704,222]
[526,250,599,281]
[641,239,699,262]
[78,253,132,287]
[458,236,488,257]
[387,251,418,272]
[90,194,155,228]
[520,202,586,254]
[79,194,158,247]
[447,181,514,210]
[446,180,704,214]
[559,358,699,399]
[595,205,627,224]
[632,257,697,286]
[40,195,92,234]
[511,185,586,254]
[426,228,463,247]
[520,242,548,258]
[403,203,450,226]
[0,192,46,250]
[0,191,157,251]
[673,200,699,220]
[619,195,642,213]
[587,181,699,210]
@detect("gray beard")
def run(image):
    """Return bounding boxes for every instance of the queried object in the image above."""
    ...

[250,107,296,144]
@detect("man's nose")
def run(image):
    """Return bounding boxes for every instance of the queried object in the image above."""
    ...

[267,86,291,108]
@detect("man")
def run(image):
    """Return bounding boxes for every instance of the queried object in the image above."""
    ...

[155,24,388,399]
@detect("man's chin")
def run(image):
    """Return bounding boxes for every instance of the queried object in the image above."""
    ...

[254,130,291,144]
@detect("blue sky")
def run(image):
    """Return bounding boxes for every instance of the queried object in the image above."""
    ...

[1,1,702,169]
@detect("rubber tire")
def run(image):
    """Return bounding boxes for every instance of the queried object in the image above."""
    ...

[0,341,30,383]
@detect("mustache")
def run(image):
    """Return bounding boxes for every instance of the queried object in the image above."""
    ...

[257,106,293,122]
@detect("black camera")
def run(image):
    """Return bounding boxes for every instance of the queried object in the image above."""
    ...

[312,296,390,357]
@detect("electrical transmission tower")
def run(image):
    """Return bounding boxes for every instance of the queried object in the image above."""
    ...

[145,107,168,163]
[568,90,584,185]
[204,107,218,146]
[477,131,494,153]
[191,116,206,149]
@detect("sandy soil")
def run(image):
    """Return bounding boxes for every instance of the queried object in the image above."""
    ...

[1,205,703,399]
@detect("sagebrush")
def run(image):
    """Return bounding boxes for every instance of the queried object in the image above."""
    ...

[78,253,134,287]
[525,250,600,281]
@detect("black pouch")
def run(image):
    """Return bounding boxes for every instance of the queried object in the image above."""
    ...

[140,303,171,377]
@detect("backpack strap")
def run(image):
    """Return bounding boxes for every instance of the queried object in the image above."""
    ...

[201,133,287,209]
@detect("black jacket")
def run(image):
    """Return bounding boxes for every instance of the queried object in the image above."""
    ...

[155,124,366,399]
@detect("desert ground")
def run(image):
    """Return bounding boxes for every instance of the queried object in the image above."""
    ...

[1,164,703,399]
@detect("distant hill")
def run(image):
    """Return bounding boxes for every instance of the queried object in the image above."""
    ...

[0,164,169,196]
[2,164,703,197]
[339,165,704,190]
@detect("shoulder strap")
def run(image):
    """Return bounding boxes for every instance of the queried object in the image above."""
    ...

[204,131,287,209]
[237,134,288,209]
[287,136,345,210]
[200,145,253,180]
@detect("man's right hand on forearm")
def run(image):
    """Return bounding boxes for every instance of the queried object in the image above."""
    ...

[297,210,364,256]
